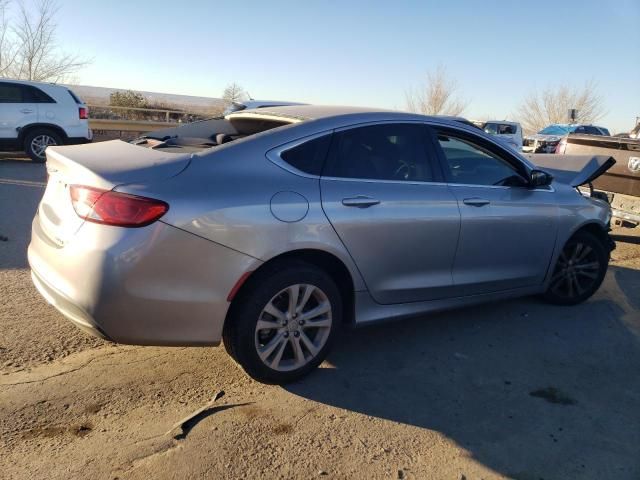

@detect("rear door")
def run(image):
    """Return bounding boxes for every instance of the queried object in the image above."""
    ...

[320,122,461,304]
[433,127,558,296]
[0,82,39,140]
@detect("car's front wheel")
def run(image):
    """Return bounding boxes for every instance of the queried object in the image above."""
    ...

[542,230,609,305]
[24,128,62,163]
[224,261,341,384]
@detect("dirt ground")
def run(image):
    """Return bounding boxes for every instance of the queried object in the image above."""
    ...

[1,158,639,480]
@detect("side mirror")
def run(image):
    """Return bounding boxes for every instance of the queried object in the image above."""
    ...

[529,169,553,188]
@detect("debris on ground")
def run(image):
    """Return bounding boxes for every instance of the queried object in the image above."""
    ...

[167,390,226,440]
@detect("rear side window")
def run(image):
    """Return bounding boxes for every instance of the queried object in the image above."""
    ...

[324,123,434,182]
[280,134,332,175]
[24,86,55,103]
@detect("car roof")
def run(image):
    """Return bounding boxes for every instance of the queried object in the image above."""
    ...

[240,100,307,108]
[0,78,64,89]
[227,104,469,128]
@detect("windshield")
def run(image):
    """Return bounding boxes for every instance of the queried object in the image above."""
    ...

[538,125,576,135]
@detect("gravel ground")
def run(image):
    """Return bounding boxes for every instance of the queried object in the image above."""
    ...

[1,158,639,479]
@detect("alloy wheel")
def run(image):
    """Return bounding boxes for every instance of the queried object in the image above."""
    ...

[254,284,332,372]
[548,241,601,299]
[30,134,57,159]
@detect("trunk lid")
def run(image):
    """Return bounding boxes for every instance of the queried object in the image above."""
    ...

[39,140,191,246]
[525,154,616,187]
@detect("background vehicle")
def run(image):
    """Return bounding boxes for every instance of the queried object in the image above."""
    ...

[553,134,640,227]
[523,124,610,154]
[138,100,307,142]
[0,79,92,161]
[29,106,614,383]
[222,100,306,115]
[481,121,523,151]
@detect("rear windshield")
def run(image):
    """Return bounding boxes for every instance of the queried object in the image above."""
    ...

[484,123,517,135]
[67,88,84,104]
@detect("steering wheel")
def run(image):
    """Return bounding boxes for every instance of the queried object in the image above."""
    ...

[393,162,411,180]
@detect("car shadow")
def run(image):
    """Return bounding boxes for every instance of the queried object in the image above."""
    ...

[0,160,46,269]
[286,266,640,479]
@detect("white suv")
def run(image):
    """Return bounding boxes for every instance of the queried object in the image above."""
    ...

[0,79,92,162]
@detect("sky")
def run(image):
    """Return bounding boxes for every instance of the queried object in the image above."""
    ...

[46,0,640,132]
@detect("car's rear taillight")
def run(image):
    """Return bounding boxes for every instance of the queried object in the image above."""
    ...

[70,185,168,227]
[79,107,88,119]
[555,138,567,154]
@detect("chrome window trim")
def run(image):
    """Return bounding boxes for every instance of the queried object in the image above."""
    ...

[320,175,447,186]
[446,182,555,193]
[266,119,544,190]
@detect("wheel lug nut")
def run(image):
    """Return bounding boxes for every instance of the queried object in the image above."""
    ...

[294,331,300,337]
[283,332,289,338]
[298,319,305,326]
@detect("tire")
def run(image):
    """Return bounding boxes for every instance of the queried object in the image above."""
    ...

[223,260,342,384]
[23,129,62,163]
[542,231,609,305]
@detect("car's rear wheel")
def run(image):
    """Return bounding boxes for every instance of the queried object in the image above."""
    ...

[224,261,341,384]
[24,129,62,163]
[542,231,609,305]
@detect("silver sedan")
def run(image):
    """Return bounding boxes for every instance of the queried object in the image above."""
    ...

[29,106,615,383]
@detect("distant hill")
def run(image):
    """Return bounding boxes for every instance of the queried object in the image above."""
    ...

[65,84,225,114]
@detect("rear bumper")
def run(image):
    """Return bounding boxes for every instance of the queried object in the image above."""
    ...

[30,267,111,341]
[28,216,260,346]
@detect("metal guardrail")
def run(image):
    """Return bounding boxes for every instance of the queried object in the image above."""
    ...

[89,118,176,132]
[88,104,214,124]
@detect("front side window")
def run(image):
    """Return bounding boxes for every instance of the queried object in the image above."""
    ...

[324,123,434,182]
[483,123,498,134]
[436,132,525,187]
[0,83,23,103]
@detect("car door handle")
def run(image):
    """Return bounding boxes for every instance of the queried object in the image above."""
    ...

[20,108,34,114]
[463,197,490,206]
[342,196,380,208]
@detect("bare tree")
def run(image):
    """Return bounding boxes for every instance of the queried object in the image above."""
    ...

[405,66,468,116]
[0,0,15,76]
[0,0,89,82]
[222,82,247,105]
[515,80,606,134]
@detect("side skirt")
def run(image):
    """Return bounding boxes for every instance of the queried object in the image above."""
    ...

[353,286,544,327]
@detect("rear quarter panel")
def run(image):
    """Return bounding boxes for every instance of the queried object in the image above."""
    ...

[116,132,368,292]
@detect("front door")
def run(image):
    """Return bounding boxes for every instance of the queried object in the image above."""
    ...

[0,82,39,140]
[320,122,460,304]
[433,128,558,296]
